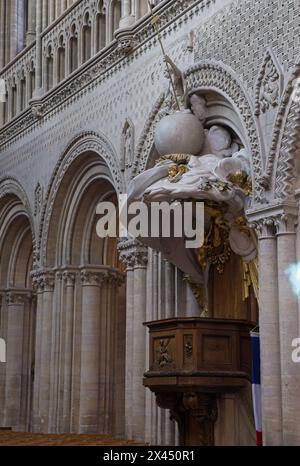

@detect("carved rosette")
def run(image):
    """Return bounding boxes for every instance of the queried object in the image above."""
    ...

[118,238,148,270]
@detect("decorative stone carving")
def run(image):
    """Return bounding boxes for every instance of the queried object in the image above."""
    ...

[62,271,76,287]
[115,30,136,55]
[34,182,43,216]
[133,62,263,202]
[80,270,105,286]
[31,100,44,120]
[247,202,298,238]
[255,49,283,116]
[274,101,299,200]
[118,237,148,269]
[5,290,33,305]
[32,270,55,293]
[121,119,135,181]
[128,104,256,281]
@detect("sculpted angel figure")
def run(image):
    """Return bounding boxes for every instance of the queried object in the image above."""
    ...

[127,58,256,282]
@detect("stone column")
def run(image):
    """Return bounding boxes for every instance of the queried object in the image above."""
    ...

[42,0,48,30]
[249,214,283,445]
[275,208,300,445]
[248,202,300,445]
[79,268,103,433]
[34,0,44,98]
[4,290,31,429]
[0,0,5,68]
[31,271,55,432]
[61,271,76,432]
[118,238,148,441]
[26,0,36,46]
[9,0,18,60]
[119,0,135,29]
[49,0,56,24]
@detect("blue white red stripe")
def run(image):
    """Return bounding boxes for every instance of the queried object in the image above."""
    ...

[250,331,262,446]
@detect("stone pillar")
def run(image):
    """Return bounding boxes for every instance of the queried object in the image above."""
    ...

[118,238,148,441]
[49,0,56,24]
[250,215,282,445]
[42,0,48,30]
[26,0,36,46]
[275,208,300,445]
[79,268,102,433]
[4,290,30,429]
[61,271,76,432]
[79,266,124,434]
[32,271,55,432]
[9,0,18,60]
[0,0,5,68]
[248,202,300,445]
[34,0,44,98]
[119,0,135,29]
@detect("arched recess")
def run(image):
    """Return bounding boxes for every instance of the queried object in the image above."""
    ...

[0,178,36,433]
[34,134,126,435]
[39,131,124,266]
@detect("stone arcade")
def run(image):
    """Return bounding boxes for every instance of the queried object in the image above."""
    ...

[0,0,300,446]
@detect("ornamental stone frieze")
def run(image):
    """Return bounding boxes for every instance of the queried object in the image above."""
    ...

[118,238,149,269]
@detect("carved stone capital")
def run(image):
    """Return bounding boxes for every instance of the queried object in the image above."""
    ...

[104,270,126,287]
[247,202,298,238]
[80,269,105,287]
[118,238,148,269]
[31,270,55,293]
[5,289,34,305]
[62,271,76,287]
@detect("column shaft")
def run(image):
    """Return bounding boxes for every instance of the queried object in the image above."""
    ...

[258,229,282,445]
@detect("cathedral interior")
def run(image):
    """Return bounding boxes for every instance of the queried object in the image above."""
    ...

[0,0,300,447]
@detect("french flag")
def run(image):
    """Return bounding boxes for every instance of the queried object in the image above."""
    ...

[250,331,263,446]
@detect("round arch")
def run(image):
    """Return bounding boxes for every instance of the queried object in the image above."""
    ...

[39,131,124,268]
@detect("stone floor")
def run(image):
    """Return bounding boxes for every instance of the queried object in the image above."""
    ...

[0,431,142,446]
